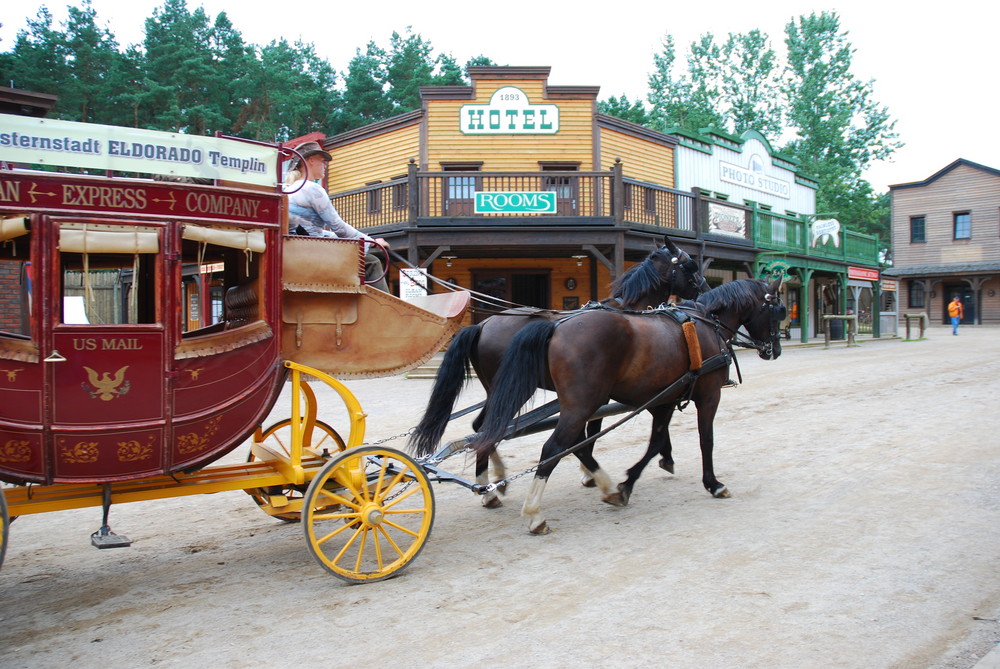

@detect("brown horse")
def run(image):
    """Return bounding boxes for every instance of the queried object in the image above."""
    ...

[469,277,784,534]
[408,236,708,505]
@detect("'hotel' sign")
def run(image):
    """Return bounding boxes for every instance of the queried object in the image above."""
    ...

[461,87,559,135]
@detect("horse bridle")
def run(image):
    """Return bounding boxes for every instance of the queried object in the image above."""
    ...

[736,292,785,358]
[698,291,784,359]
[671,251,711,296]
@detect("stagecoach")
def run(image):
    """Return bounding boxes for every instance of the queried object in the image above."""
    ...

[0,115,470,582]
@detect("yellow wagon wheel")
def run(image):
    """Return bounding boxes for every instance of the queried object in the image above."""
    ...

[303,446,434,583]
[246,418,346,522]
[1,486,8,572]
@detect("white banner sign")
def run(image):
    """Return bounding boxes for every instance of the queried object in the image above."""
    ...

[400,267,429,300]
[0,114,278,186]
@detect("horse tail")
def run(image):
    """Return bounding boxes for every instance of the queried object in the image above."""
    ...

[471,320,556,454]
[408,325,482,457]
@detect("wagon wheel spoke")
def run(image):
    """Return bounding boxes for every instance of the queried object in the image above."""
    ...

[244,418,345,522]
[303,446,434,583]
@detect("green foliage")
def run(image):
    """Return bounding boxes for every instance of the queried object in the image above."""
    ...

[1,0,341,140]
[646,35,724,133]
[646,30,782,136]
[641,13,899,235]
[597,95,649,125]
[783,11,902,236]
[334,27,478,132]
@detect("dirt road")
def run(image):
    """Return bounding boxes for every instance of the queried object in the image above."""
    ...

[2,325,999,668]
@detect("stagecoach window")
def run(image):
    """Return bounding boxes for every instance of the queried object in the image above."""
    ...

[0,221,33,342]
[179,225,264,336]
[58,223,161,325]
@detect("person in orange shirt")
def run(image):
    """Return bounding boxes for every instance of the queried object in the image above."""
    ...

[947,295,965,335]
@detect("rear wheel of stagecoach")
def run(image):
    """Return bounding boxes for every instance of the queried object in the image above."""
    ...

[246,418,347,522]
[1,486,8,571]
[302,446,434,583]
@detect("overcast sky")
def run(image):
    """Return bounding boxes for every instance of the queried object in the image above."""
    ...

[3,0,998,193]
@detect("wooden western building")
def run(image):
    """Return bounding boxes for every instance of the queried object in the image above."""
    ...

[884,158,1000,327]
[300,66,885,339]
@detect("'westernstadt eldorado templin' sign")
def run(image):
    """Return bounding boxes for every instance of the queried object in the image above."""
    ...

[0,114,278,186]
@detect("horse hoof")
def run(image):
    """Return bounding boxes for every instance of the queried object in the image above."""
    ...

[529,521,551,535]
[580,474,596,488]
[483,496,503,509]
[602,491,626,507]
[712,485,731,499]
[658,458,674,474]
[615,482,632,506]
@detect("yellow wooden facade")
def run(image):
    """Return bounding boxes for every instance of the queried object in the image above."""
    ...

[324,67,674,190]
[316,66,683,315]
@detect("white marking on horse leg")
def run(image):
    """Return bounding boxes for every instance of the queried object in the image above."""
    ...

[589,467,615,495]
[521,477,550,534]
[593,468,626,506]
[489,451,508,494]
[579,463,595,487]
[478,470,501,508]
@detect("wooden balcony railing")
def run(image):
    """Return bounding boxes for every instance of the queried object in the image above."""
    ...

[327,162,880,268]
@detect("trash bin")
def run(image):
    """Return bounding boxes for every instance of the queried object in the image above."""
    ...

[829,319,844,340]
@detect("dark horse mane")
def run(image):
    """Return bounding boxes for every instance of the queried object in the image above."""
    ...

[687,278,768,315]
[608,247,674,306]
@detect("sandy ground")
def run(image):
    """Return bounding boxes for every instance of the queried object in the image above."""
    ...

[2,325,999,668]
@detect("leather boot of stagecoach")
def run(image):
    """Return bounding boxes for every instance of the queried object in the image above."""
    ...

[280,236,469,379]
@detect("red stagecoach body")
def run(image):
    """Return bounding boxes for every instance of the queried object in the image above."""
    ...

[0,171,287,484]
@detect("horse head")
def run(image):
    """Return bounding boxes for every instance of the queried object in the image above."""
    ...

[698,277,784,360]
[744,276,784,360]
[662,235,710,300]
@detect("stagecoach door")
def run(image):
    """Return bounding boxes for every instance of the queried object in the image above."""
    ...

[41,218,169,481]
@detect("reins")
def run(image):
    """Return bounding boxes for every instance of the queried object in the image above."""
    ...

[478,347,733,494]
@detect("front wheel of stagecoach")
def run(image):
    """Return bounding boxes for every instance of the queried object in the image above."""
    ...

[1,486,9,572]
[302,446,434,583]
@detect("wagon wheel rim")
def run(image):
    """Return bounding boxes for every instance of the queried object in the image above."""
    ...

[246,418,346,522]
[0,487,8,572]
[302,446,434,583]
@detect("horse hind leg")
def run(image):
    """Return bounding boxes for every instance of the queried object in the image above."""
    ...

[489,450,507,495]
[478,448,503,508]
[572,441,626,507]
[522,476,551,534]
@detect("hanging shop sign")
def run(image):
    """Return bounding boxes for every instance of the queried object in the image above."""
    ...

[707,202,747,238]
[761,259,795,282]
[881,279,897,291]
[0,113,278,186]
[848,266,880,281]
[474,191,557,214]
[810,218,841,248]
[719,153,791,199]
[461,87,559,135]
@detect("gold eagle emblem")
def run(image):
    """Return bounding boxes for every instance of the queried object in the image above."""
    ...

[82,365,131,401]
